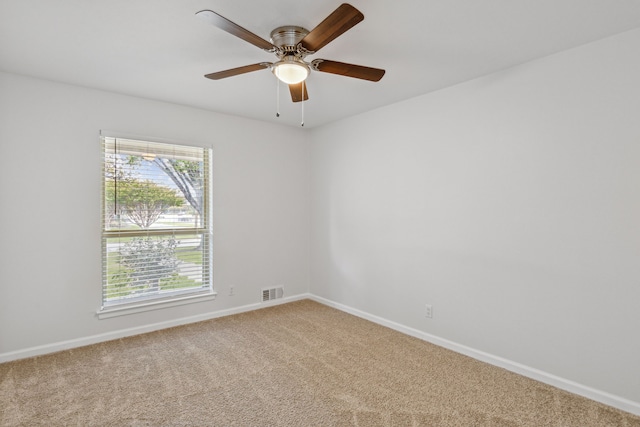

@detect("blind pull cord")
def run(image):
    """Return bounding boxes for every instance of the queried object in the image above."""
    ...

[114,138,118,218]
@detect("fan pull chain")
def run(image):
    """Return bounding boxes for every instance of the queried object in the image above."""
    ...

[300,81,305,127]
[276,78,280,118]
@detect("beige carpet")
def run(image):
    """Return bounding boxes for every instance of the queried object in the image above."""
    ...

[1,300,639,426]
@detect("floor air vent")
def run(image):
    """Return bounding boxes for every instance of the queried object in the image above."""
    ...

[262,286,284,302]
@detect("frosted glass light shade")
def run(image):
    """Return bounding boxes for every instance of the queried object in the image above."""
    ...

[272,59,310,84]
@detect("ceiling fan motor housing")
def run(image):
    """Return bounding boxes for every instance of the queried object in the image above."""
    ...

[270,26,312,84]
[270,26,311,57]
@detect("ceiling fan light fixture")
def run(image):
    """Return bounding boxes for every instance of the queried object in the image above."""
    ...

[272,57,310,84]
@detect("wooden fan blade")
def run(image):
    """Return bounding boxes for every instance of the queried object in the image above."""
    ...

[205,63,271,80]
[313,59,385,82]
[196,10,276,51]
[289,82,309,103]
[300,4,364,52]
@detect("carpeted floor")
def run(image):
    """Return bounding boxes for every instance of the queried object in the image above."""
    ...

[1,299,639,426]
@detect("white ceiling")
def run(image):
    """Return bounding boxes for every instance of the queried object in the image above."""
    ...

[2,0,640,129]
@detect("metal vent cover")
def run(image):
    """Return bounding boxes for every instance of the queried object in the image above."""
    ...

[261,286,284,302]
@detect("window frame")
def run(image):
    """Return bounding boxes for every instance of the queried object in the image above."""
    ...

[98,131,215,318]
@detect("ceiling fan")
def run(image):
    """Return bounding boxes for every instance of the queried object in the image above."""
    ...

[196,3,385,104]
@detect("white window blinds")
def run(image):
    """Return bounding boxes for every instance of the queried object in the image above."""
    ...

[101,135,213,308]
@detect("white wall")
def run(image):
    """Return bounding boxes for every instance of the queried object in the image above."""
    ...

[310,29,640,405]
[0,72,310,356]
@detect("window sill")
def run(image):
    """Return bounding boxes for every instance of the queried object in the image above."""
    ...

[97,292,217,319]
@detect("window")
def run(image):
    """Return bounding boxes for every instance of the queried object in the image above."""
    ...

[100,134,213,312]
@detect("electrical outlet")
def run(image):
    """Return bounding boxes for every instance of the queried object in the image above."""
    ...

[229,285,235,296]
[425,304,433,319]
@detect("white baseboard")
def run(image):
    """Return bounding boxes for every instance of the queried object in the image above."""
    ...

[0,293,311,364]
[308,294,640,417]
